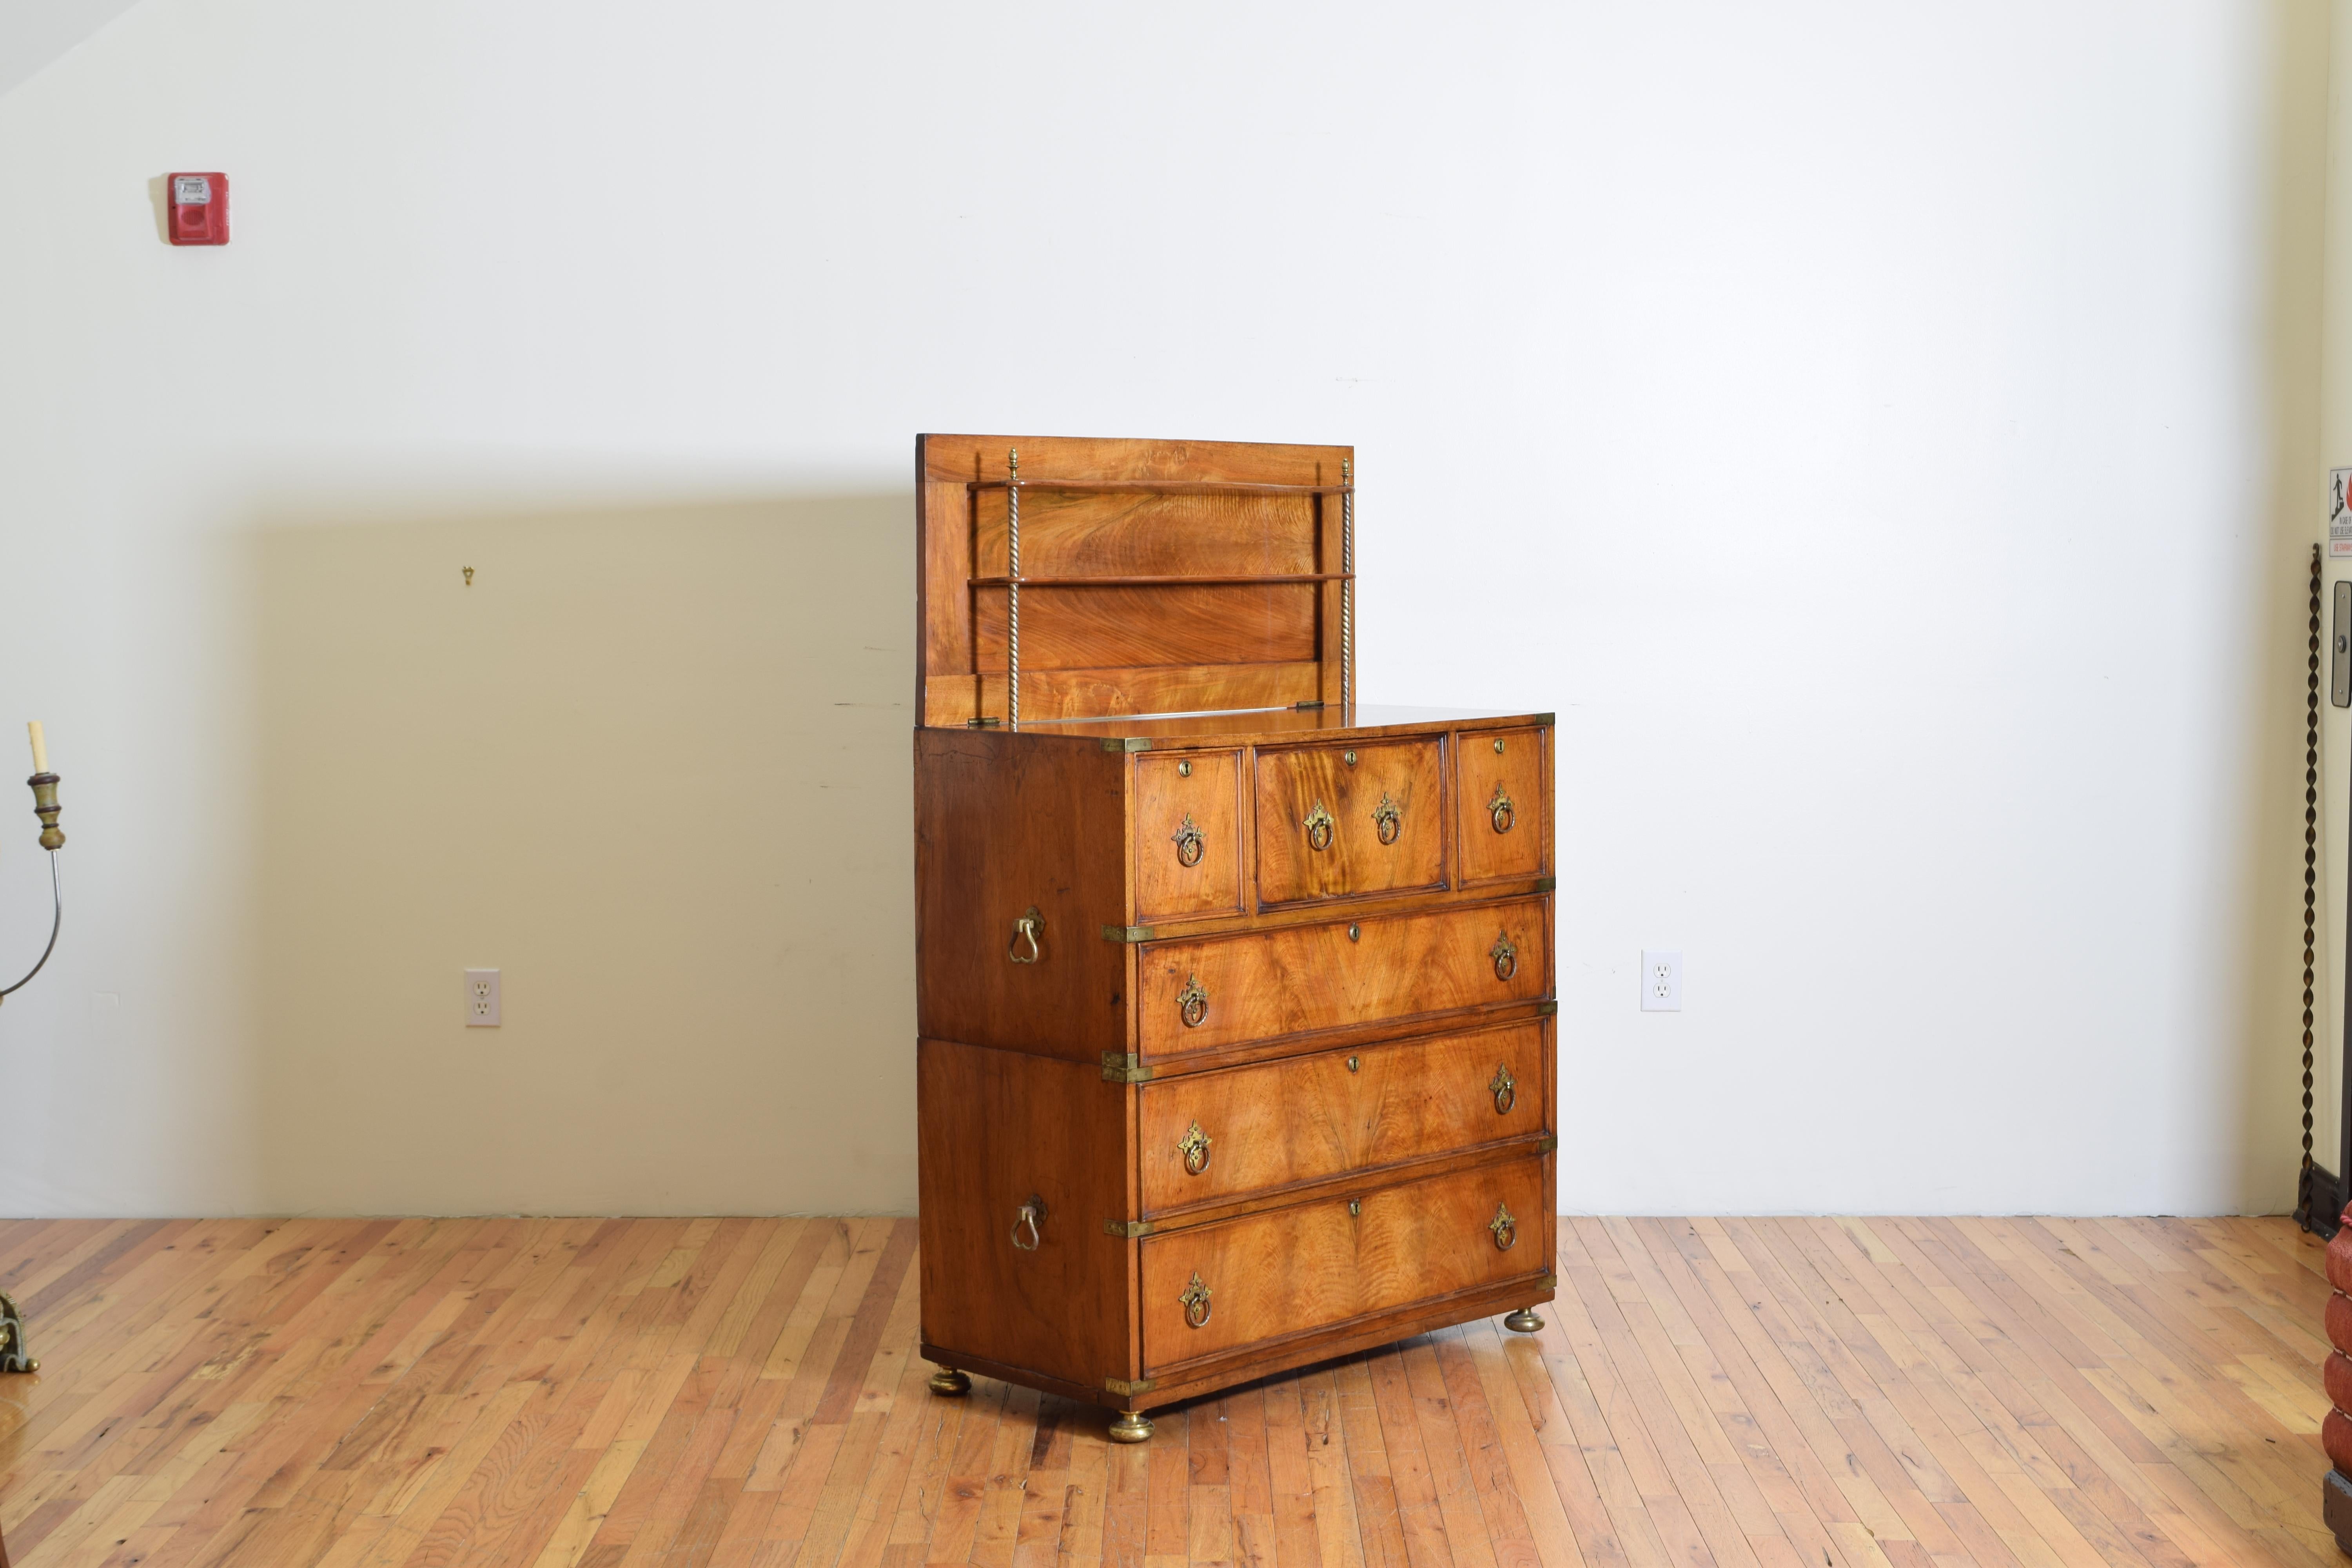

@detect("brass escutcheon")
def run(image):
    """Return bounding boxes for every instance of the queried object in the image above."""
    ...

[1372,793,1402,846]
[1172,813,1205,868]
[1488,783,1515,835]
[1177,973,1209,1029]
[1494,737,1506,754]
[1180,1271,1213,1328]
[1347,923,1360,942]
[1178,1121,1212,1176]
[1345,1055,1359,1072]
[1491,931,1518,982]
[1490,1203,1517,1252]
[1343,750,1357,766]
[1009,907,1044,964]
[1348,1198,1361,1217]
[1303,800,1335,852]
[1491,1063,1517,1115]
[1178,759,1191,777]
[1013,1195,1046,1252]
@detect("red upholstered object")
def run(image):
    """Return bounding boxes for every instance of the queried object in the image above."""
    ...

[2328,1350,2352,1414]
[2328,1292,2352,1357]
[2325,1407,2352,1475]
[2329,1222,2352,1293]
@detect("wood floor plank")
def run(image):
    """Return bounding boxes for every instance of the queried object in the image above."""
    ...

[2,1216,2344,1568]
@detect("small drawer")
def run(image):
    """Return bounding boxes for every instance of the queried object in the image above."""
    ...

[1138,1153,1549,1373]
[1254,738,1446,906]
[1136,897,1548,1058]
[1134,751,1243,922]
[1138,1021,1547,1214]
[1457,726,1547,886]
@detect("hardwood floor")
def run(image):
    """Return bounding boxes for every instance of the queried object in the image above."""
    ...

[0,1214,2339,1568]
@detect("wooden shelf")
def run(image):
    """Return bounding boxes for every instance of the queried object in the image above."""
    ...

[968,573,1352,588]
[967,479,1350,497]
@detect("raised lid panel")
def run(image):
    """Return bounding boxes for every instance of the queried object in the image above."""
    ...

[918,433,1352,728]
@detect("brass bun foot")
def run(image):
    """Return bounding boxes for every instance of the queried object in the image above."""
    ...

[1503,1308,1544,1334]
[927,1368,971,1396]
[1107,1410,1155,1444]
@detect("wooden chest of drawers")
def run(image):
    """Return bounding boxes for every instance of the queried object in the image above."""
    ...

[912,434,1555,1442]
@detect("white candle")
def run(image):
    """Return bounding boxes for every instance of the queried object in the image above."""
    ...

[27,721,47,774]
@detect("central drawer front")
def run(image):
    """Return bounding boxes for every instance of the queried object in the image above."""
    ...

[1136,1021,1548,1214]
[1254,738,1446,906]
[1136,897,1548,1057]
[1138,1154,1548,1373]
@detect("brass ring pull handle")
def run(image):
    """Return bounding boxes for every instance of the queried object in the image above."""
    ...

[1171,814,1205,869]
[1490,1063,1516,1115]
[1178,1121,1212,1176]
[1490,1203,1517,1252]
[1488,784,1515,835]
[1177,973,1209,1029]
[1372,793,1402,846]
[1490,932,1517,982]
[1009,907,1044,964]
[1011,1194,1046,1252]
[1303,801,1334,852]
[1180,1270,1213,1329]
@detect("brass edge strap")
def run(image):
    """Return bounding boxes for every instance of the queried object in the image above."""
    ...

[1102,737,1152,753]
[1104,1219,1154,1238]
[1537,1273,1557,1289]
[1534,877,1556,893]
[1536,1135,1558,1154]
[1532,712,1555,725]
[1535,1000,1558,1016]
[1104,1376,1156,1396]
[1102,924,1156,943]
[1101,1052,1155,1083]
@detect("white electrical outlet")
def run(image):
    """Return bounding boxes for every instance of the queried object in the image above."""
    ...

[1640,950,1682,1012]
[465,968,501,1027]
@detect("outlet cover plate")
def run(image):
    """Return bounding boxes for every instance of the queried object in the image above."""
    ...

[465,968,501,1027]
[1640,950,1682,1012]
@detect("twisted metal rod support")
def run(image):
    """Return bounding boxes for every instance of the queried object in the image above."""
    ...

[0,851,62,1000]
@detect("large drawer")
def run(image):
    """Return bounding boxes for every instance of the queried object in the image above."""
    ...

[1136,897,1549,1057]
[1254,738,1446,906]
[1455,726,1548,886]
[1138,1153,1549,1373]
[1136,1021,1547,1214]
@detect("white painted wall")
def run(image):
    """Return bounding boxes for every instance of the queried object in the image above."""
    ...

[0,0,2321,1216]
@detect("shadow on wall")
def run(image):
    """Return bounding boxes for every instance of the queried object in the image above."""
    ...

[246,493,913,1215]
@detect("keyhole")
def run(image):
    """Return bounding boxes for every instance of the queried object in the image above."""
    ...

[463,566,474,586]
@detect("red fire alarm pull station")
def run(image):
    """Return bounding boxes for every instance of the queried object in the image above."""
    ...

[167,172,227,245]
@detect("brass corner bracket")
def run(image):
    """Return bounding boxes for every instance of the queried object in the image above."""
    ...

[1103,1376,1156,1396]
[1101,924,1156,943]
[1101,1052,1155,1083]
[1101,737,1152,753]
[1104,1218,1155,1239]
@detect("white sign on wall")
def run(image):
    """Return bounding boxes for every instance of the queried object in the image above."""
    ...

[2332,467,2352,557]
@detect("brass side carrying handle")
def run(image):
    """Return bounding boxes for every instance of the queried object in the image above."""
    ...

[1490,1063,1516,1115]
[1172,813,1205,869]
[1180,1270,1213,1328]
[1490,931,1517,982]
[1372,792,1402,846]
[1009,907,1044,964]
[1303,800,1334,852]
[1488,783,1515,835]
[1490,1203,1517,1252]
[1178,1121,1212,1176]
[1011,1194,1046,1251]
[1177,973,1209,1029]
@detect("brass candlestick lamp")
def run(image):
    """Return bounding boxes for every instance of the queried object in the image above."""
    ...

[0,721,65,1376]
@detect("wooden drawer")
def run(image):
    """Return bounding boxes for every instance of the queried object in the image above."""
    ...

[1134,750,1243,922]
[1138,1154,1549,1373]
[1137,897,1548,1058]
[1456,726,1547,886]
[1137,1021,1547,1214]
[1254,738,1446,906]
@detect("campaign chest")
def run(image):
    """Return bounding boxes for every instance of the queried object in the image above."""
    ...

[911,433,1555,1441]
